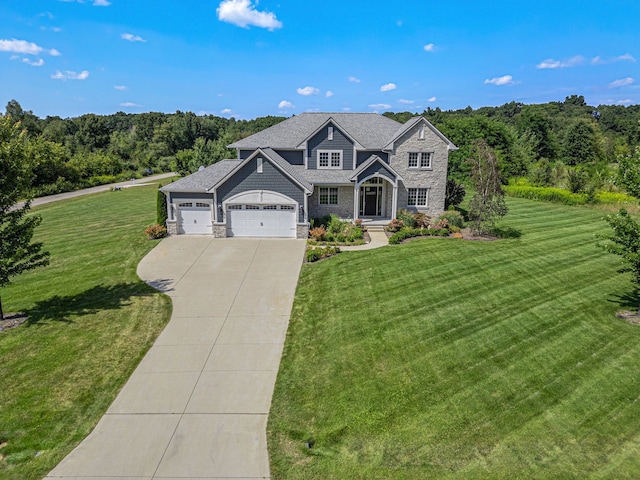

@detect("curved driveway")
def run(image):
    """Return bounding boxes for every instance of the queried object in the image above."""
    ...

[47,236,306,480]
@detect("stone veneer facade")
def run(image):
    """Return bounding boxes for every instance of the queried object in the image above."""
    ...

[390,122,448,219]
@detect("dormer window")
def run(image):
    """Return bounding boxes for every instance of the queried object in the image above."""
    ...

[328,126,334,140]
[318,150,342,169]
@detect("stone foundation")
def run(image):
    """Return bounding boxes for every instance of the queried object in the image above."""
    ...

[296,223,309,239]
[166,220,178,236]
[212,223,227,238]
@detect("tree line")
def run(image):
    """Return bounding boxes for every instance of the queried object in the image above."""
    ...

[3,95,640,198]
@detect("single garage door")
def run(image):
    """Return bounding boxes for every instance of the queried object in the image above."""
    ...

[177,202,212,234]
[227,204,296,238]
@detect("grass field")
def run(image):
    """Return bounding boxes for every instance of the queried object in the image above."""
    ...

[268,197,640,479]
[0,185,171,480]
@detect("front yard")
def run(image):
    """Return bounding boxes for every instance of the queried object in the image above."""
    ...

[268,196,640,479]
[0,185,171,479]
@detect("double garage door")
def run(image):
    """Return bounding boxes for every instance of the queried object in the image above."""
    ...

[227,204,296,238]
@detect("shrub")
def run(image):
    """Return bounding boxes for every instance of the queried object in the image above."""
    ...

[354,218,363,229]
[310,215,332,229]
[413,212,431,229]
[144,223,167,240]
[445,178,466,209]
[386,218,405,233]
[396,209,416,228]
[157,187,168,226]
[305,245,341,262]
[437,210,464,229]
[309,226,326,241]
[504,185,587,206]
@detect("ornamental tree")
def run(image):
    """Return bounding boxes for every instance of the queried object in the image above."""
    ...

[0,117,50,320]
[465,139,508,235]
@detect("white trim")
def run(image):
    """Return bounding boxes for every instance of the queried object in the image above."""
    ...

[317,149,343,169]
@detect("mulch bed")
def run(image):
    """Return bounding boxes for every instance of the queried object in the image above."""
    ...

[0,312,28,332]
[616,311,640,325]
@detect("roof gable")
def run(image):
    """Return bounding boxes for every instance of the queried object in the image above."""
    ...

[384,116,458,151]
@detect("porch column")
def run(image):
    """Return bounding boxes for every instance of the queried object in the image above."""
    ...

[391,184,398,219]
[353,183,359,220]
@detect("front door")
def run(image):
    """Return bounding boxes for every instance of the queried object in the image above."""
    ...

[361,185,382,216]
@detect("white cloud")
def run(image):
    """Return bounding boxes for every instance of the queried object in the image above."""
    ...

[120,102,141,107]
[380,83,397,92]
[51,70,89,80]
[348,76,361,83]
[0,38,60,56]
[325,90,334,98]
[609,77,634,88]
[369,103,391,110]
[221,108,232,114]
[536,55,585,69]
[296,86,319,96]
[398,99,414,104]
[113,85,127,90]
[484,75,514,86]
[592,53,636,65]
[216,0,282,30]
[423,43,435,52]
[278,100,294,109]
[617,99,633,105]
[427,96,437,102]
[121,33,146,42]
[93,0,111,5]
[22,58,44,66]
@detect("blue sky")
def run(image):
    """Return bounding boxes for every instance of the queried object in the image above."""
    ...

[1,0,638,119]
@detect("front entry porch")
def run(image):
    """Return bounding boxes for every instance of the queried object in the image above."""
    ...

[354,176,396,222]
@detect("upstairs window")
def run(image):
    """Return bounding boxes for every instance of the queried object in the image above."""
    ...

[408,152,433,169]
[318,150,342,169]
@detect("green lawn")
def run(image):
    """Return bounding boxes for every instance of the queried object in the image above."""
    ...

[0,185,171,479]
[268,197,640,479]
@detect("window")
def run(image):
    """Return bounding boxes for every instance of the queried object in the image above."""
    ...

[328,126,334,140]
[418,125,425,140]
[257,157,263,173]
[245,205,260,210]
[319,187,339,205]
[408,152,433,169]
[407,188,429,207]
[228,204,242,210]
[281,205,295,210]
[318,150,342,169]
[263,205,277,210]
[195,202,209,208]
[178,202,193,207]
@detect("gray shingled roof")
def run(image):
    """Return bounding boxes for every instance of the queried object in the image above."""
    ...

[289,166,354,185]
[160,159,240,192]
[228,112,403,150]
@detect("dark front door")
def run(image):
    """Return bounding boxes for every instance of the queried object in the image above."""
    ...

[363,186,381,216]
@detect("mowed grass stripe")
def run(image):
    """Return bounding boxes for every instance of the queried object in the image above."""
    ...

[269,196,640,479]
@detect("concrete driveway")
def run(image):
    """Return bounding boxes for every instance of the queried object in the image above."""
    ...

[47,236,306,480]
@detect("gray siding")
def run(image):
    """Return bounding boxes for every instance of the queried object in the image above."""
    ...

[170,192,214,202]
[307,123,354,170]
[239,150,253,160]
[275,149,304,165]
[357,162,397,184]
[357,151,388,166]
[217,157,306,223]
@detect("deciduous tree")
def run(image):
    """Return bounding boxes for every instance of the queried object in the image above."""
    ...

[466,139,508,235]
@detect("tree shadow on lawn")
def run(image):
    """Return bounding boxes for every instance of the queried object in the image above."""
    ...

[608,287,640,313]
[25,279,173,326]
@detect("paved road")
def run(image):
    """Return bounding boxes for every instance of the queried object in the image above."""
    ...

[46,236,306,479]
[22,173,177,209]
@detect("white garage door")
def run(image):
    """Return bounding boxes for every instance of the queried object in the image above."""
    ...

[227,204,296,238]
[177,202,212,234]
